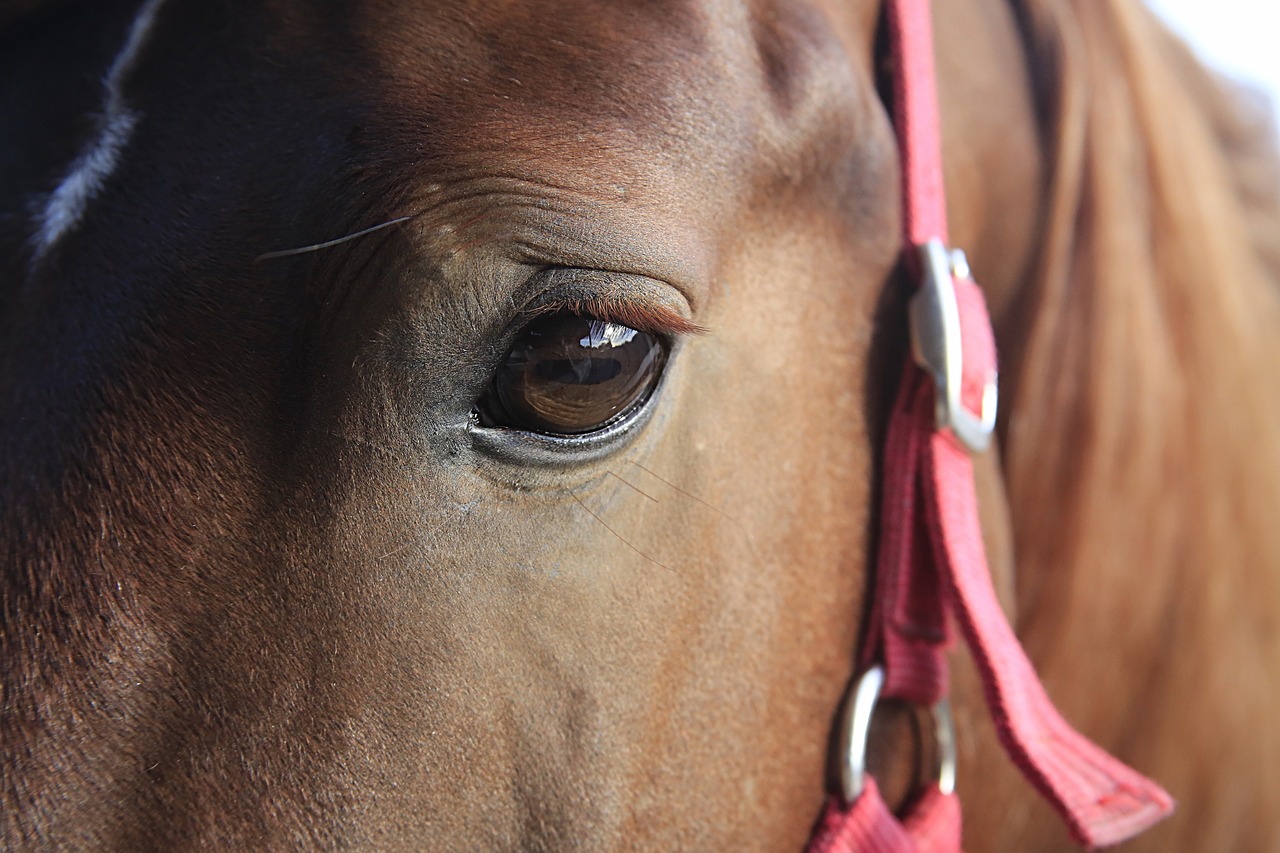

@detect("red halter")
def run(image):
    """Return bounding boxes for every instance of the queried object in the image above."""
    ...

[806,0,1175,849]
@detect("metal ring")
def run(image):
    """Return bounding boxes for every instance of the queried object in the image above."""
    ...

[837,665,958,804]
[932,698,957,797]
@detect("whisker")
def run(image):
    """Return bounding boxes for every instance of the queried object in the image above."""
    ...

[626,460,741,525]
[254,214,414,262]
[562,488,679,576]
[377,541,413,561]
[607,471,659,503]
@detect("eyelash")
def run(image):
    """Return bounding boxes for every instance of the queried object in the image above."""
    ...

[520,294,705,338]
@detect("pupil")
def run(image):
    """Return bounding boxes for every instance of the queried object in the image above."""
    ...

[536,357,624,386]
[486,312,667,435]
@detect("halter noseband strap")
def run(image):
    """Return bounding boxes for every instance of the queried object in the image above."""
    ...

[807,0,1175,849]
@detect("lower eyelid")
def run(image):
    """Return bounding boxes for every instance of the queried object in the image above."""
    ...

[467,384,664,467]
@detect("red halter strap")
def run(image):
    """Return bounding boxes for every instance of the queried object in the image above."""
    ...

[807,0,1175,849]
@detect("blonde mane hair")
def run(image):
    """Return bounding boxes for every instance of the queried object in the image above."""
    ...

[1003,0,1280,846]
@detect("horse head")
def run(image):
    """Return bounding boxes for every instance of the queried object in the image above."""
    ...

[3,0,1278,850]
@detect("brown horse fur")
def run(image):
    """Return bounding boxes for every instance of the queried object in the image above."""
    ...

[1,0,1277,850]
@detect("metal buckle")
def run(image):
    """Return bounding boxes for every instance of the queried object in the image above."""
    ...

[908,239,998,453]
[838,665,957,805]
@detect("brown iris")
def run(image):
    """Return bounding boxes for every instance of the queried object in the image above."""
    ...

[483,311,667,435]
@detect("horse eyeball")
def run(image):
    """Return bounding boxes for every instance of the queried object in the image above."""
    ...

[484,312,667,435]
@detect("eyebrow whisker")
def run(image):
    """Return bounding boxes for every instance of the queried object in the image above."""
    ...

[254,214,414,262]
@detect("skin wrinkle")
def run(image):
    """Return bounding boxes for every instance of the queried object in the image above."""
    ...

[391,163,726,296]
[1,0,1279,851]
[293,168,718,336]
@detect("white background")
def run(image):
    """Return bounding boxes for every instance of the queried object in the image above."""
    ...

[1146,0,1280,112]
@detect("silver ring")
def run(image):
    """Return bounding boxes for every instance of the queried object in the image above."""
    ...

[838,665,958,804]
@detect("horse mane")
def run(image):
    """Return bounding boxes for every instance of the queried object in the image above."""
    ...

[1001,0,1280,845]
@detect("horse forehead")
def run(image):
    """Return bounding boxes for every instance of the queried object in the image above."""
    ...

[339,0,871,152]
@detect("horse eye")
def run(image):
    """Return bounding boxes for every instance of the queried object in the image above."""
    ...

[479,311,668,435]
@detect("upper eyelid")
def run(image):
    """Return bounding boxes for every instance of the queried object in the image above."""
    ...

[512,267,707,338]
[524,295,707,337]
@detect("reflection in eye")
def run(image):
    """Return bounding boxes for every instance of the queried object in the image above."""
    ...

[480,312,668,435]
[579,320,637,349]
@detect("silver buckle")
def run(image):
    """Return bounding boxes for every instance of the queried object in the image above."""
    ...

[908,239,998,453]
[838,665,957,805]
